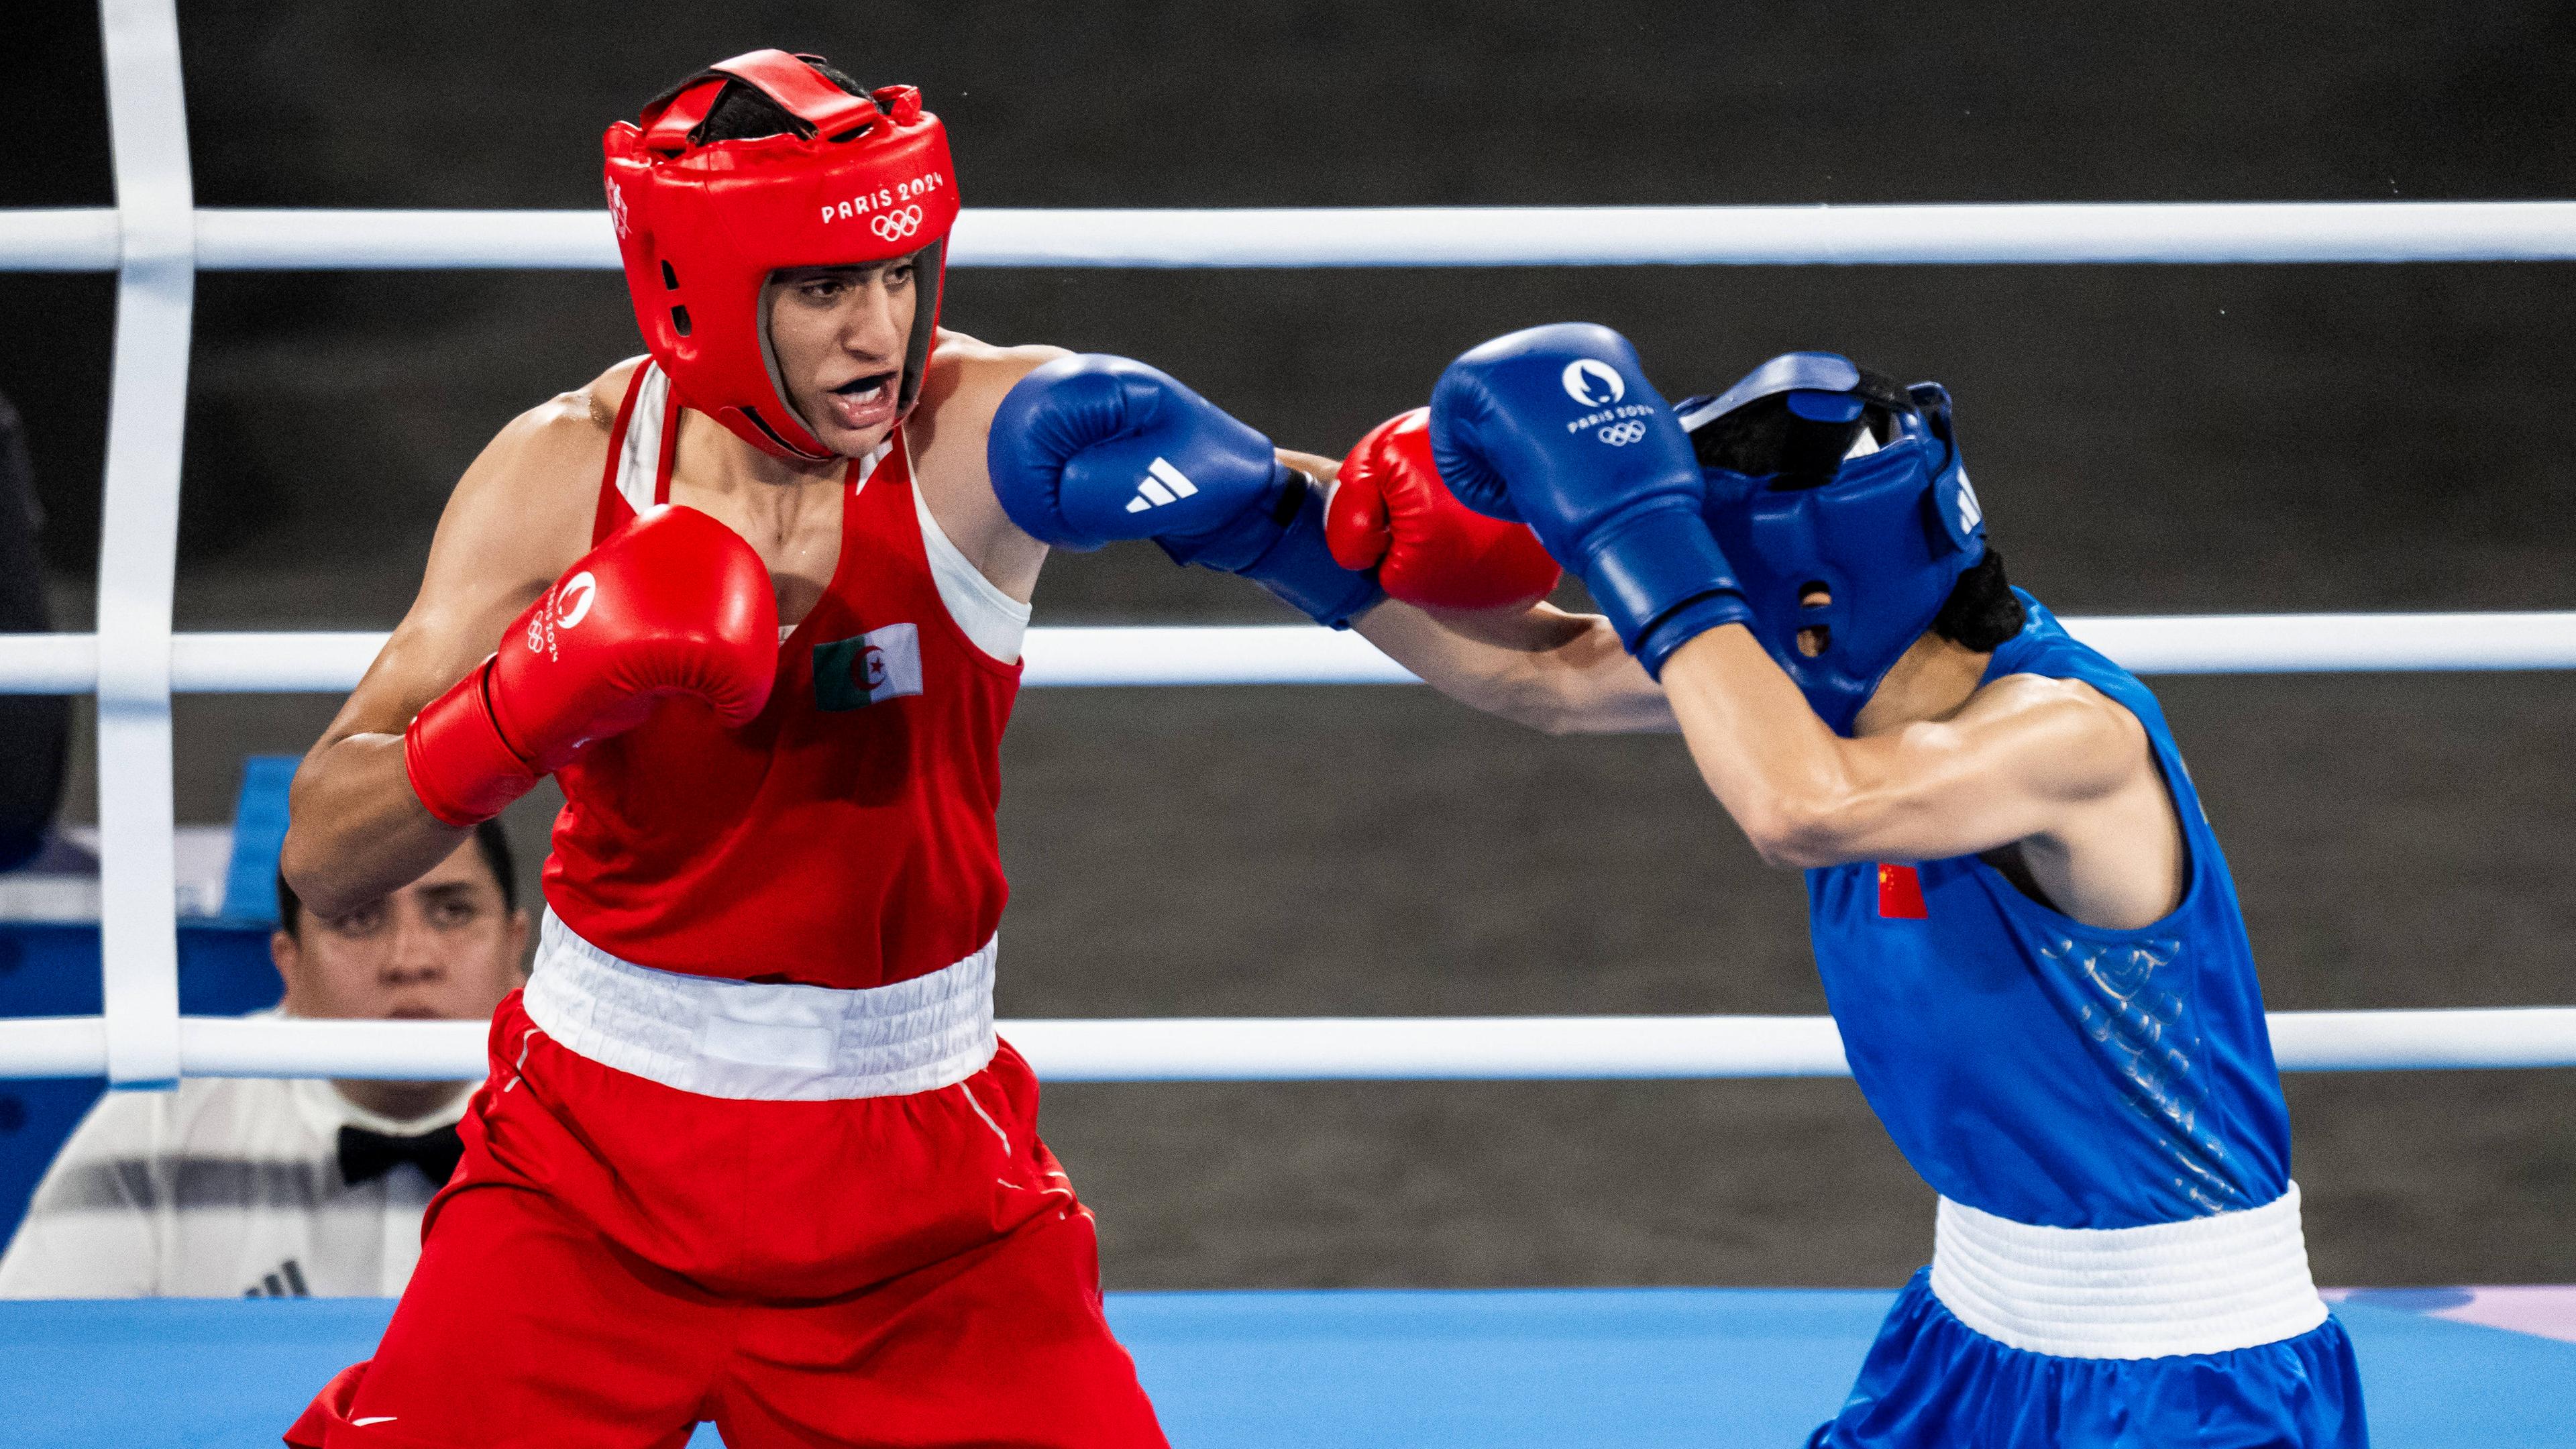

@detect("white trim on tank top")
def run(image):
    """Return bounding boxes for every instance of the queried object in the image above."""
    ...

[614,364,668,516]
[625,364,1026,663]
[910,465,1031,663]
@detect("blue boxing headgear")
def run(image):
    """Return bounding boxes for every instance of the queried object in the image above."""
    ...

[1678,352,1989,735]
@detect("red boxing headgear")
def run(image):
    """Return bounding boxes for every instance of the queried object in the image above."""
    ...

[603,50,959,462]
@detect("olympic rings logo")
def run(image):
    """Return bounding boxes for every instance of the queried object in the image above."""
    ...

[870,205,925,241]
[1599,421,1648,446]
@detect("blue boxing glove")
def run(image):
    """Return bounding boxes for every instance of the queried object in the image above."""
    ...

[989,355,1384,628]
[1429,323,1749,677]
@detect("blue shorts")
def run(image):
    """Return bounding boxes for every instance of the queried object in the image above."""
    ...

[1809,1269,2367,1449]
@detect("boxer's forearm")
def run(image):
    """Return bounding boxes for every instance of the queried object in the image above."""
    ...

[1276,447,1338,484]
[1354,600,1674,735]
[1501,609,1674,733]
[1660,625,1872,865]
[281,582,531,918]
[282,731,470,921]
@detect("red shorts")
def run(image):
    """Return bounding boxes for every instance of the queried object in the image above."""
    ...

[287,991,1166,1448]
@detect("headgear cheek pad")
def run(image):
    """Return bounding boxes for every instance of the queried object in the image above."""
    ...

[604,50,959,462]
[1678,352,1987,735]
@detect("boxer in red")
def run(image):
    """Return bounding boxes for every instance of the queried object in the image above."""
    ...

[279,49,1655,1449]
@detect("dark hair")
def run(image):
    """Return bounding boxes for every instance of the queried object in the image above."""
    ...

[1929,547,2026,651]
[688,56,869,144]
[276,818,517,936]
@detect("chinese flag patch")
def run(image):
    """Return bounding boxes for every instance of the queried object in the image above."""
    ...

[1877,863,1928,920]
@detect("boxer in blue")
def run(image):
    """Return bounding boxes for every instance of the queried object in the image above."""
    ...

[1423,326,2367,1448]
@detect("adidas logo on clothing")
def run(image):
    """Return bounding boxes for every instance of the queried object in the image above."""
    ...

[246,1258,312,1298]
[1124,458,1199,513]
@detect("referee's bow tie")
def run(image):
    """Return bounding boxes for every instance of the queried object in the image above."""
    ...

[337,1124,464,1187]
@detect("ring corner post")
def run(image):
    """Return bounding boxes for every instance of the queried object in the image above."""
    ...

[93,0,197,1091]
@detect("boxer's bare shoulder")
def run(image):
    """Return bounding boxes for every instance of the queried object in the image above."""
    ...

[422,358,633,602]
[906,330,1070,602]
[332,358,639,734]
[918,330,1067,418]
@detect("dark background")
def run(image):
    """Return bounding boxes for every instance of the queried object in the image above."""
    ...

[5,1,2571,1287]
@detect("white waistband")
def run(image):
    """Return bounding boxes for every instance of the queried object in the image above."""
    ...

[524,912,998,1101]
[1929,1185,2328,1360]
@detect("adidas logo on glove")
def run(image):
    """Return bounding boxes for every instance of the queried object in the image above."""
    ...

[1124,458,1200,513]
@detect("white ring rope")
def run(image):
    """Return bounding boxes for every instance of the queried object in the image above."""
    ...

[11,25,2573,1085]
[3,615,2576,696]
[0,1008,2570,1083]
[10,201,2576,272]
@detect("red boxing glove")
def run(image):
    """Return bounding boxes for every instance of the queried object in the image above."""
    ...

[1326,408,1561,612]
[403,506,780,827]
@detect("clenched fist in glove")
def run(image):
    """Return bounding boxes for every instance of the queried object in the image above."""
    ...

[1430,323,1749,678]
[1325,408,1560,612]
[403,505,779,826]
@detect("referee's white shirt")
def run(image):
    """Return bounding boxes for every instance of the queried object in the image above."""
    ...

[0,1071,466,1299]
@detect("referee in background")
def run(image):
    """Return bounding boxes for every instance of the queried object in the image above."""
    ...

[0,824,527,1298]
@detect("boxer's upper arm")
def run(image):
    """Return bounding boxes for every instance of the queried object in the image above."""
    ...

[1757,674,2151,867]
[315,386,607,749]
[284,368,616,918]
[908,335,1071,604]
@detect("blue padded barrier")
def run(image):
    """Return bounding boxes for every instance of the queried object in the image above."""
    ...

[218,755,297,925]
[0,1289,2565,1447]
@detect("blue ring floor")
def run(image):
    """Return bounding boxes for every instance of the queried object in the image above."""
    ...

[0,1287,2567,1447]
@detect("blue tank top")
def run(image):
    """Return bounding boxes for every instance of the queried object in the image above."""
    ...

[1808,592,2292,1229]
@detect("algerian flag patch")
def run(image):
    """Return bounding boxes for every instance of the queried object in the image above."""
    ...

[812,624,923,712]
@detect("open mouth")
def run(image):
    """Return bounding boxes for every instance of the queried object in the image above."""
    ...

[832,371,896,403]
[820,370,900,431]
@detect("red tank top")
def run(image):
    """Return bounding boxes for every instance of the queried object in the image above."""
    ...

[543,363,1025,989]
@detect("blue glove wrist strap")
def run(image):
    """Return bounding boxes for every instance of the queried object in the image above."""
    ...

[1634,594,1753,680]
[1156,467,1385,629]
[1576,508,1750,676]
[1240,472,1386,629]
